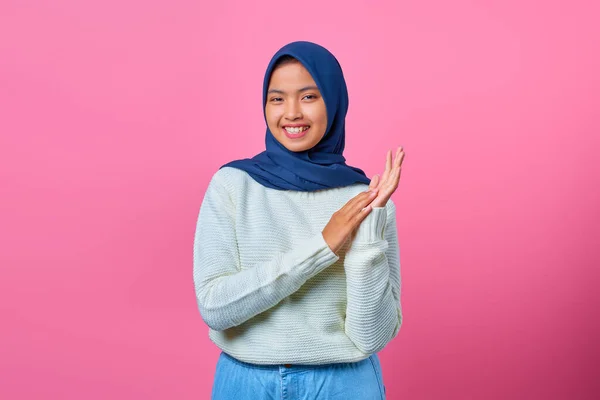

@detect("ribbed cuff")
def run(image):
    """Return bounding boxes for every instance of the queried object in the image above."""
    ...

[354,207,387,243]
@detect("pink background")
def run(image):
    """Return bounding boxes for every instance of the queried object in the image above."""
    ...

[1,0,599,399]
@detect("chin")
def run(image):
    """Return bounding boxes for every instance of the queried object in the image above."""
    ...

[286,137,321,152]
[271,129,324,152]
[283,143,310,152]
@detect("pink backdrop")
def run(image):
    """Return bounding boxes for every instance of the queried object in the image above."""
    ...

[1,1,599,399]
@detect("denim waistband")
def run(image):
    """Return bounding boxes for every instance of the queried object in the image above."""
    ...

[219,351,375,373]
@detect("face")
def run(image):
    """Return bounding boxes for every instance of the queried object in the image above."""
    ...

[265,61,327,152]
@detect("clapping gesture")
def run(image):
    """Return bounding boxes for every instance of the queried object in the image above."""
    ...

[322,146,405,254]
[368,146,405,208]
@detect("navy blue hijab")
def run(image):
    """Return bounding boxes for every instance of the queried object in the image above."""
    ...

[221,41,370,191]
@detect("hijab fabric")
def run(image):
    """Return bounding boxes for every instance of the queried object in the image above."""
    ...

[221,41,370,191]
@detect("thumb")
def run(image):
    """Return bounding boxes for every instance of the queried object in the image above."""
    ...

[369,174,380,190]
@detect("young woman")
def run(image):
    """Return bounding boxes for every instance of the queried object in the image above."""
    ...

[193,41,405,400]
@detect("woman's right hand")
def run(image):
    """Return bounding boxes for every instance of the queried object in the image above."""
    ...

[322,187,379,255]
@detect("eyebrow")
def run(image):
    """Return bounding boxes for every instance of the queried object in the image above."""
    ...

[267,85,320,95]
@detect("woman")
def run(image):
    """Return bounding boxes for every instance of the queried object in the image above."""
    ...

[193,41,405,399]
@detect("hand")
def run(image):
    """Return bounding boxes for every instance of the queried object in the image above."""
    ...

[368,146,405,208]
[322,188,379,255]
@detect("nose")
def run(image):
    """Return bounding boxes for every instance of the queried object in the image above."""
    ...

[284,100,302,121]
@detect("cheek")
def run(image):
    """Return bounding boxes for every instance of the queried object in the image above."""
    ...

[309,104,327,130]
[308,108,327,143]
[317,110,327,126]
[265,107,281,128]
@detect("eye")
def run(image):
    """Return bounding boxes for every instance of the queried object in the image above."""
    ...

[270,97,283,103]
[302,94,318,101]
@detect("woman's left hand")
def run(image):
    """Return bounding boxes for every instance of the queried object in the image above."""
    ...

[368,146,405,208]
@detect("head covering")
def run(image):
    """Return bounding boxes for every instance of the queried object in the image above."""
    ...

[221,41,370,191]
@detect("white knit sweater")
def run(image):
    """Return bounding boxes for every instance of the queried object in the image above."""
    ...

[193,166,402,365]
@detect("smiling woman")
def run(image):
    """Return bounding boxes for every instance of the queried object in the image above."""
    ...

[265,56,328,152]
[193,41,405,400]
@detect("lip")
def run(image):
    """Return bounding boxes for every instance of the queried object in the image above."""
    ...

[282,125,310,139]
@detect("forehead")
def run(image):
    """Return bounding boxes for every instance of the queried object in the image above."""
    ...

[268,62,318,88]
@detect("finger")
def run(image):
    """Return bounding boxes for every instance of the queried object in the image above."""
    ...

[344,189,377,213]
[384,166,401,193]
[351,204,373,227]
[377,166,396,194]
[346,189,378,215]
[391,165,401,186]
[369,175,380,190]
[380,150,392,184]
[394,147,404,168]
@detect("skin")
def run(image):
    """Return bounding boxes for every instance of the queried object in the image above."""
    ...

[265,61,328,153]
[368,147,405,208]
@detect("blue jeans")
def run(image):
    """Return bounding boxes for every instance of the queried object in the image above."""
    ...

[211,351,386,399]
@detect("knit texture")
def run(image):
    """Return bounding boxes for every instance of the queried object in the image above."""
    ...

[193,167,402,365]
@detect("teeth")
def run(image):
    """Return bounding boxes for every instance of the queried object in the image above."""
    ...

[284,126,309,134]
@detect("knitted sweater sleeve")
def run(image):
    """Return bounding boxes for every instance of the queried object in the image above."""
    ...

[193,174,340,331]
[343,200,403,354]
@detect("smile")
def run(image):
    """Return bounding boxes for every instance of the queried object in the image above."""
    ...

[284,126,310,133]
[283,126,310,139]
